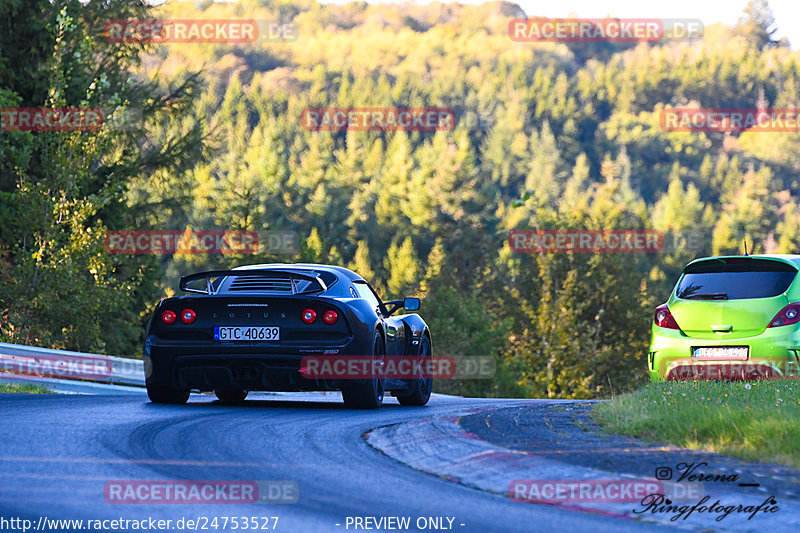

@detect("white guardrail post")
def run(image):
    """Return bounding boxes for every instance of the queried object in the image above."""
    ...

[0,341,144,387]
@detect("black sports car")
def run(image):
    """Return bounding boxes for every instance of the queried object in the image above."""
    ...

[143,263,432,409]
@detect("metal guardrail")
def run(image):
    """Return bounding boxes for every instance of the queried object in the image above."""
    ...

[0,341,144,387]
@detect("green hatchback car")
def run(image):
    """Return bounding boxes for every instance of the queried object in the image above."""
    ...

[649,254,800,381]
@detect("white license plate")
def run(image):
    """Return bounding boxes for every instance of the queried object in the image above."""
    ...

[693,346,748,360]
[214,326,279,341]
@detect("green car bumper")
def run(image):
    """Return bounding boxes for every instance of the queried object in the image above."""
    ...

[649,325,800,381]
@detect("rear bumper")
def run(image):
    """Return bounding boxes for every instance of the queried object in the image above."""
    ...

[149,354,354,391]
[648,325,800,381]
[144,336,369,392]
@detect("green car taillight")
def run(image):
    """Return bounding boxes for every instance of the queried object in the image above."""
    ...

[768,302,800,328]
[654,304,680,330]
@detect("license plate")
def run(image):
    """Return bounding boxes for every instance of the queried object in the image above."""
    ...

[692,346,748,360]
[214,326,279,342]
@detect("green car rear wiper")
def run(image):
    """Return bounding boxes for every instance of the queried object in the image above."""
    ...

[683,292,728,300]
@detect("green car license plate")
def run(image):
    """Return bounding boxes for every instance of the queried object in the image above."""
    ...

[692,346,748,361]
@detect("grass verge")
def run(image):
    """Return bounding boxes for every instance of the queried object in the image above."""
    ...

[0,383,54,394]
[591,380,800,468]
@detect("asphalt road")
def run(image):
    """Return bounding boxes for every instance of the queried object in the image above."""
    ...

[460,403,800,501]
[0,393,676,533]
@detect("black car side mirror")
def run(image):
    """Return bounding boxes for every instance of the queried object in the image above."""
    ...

[403,297,421,311]
[384,297,421,316]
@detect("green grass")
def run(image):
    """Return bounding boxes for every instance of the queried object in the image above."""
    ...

[591,380,800,467]
[0,383,54,394]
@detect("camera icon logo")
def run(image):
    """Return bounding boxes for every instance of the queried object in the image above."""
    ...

[655,466,673,480]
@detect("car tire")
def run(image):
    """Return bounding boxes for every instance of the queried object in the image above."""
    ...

[215,389,248,403]
[342,332,385,409]
[146,385,190,404]
[397,335,432,406]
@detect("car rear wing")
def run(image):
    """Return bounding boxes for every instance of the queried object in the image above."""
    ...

[179,269,328,295]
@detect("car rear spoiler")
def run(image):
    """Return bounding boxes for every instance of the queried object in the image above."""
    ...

[179,269,328,295]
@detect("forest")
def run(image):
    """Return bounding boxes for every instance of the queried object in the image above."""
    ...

[0,0,796,398]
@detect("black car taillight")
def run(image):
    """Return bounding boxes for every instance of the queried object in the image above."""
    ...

[323,310,338,325]
[302,308,317,324]
[654,304,680,330]
[768,303,800,327]
[161,310,177,325]
[180,308,196,324]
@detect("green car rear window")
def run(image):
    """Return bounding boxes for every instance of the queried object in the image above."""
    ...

[677,258,797,300]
